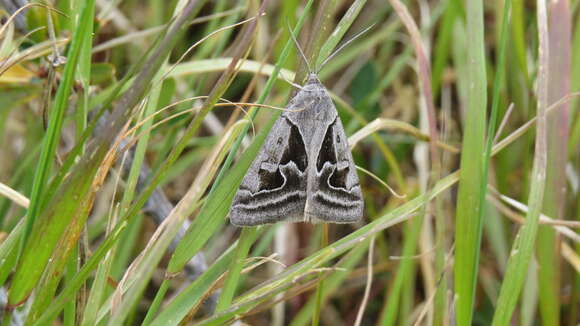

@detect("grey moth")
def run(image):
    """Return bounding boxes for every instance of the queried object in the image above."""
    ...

[229,73,364,226]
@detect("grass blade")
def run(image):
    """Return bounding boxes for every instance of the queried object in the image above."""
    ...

[536,1,572,324]
[491,0,550,324]
[452,0,487,324]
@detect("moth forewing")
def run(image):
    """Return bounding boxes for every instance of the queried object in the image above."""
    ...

[229,74,364,226]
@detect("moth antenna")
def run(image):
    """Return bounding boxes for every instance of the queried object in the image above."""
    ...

[317,24,375,73]
[286,20,312,74]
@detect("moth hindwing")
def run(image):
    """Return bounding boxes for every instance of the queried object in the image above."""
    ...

[229,73,364,226]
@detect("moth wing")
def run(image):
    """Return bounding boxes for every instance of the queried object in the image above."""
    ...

[229,113,308,226]
[306,115,364,223]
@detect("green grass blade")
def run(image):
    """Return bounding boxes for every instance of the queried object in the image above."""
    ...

[483,0,512,272]
[491,0,550,323]
[536,1,572,324]
[215,228,258,311]
[453,0,488,324]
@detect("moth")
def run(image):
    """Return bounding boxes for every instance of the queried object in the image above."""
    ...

[229,72,364,226]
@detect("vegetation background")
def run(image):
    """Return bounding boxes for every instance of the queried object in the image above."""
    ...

[0,0,579,325]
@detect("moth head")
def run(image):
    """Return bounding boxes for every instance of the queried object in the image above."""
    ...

[306,73,321,86]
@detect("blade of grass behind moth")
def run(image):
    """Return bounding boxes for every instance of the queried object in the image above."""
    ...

[536,2,571,325]
[7,0,207,310]
[315,0,368,70]
[452,0,488,324]
[491,0,549,324]
[164,0,313,278]
[300,0,336,79]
